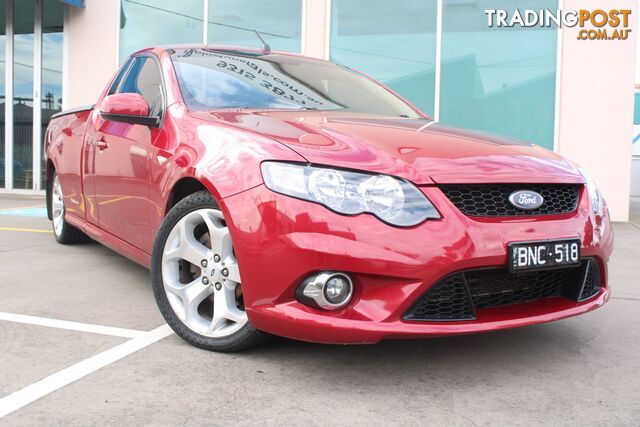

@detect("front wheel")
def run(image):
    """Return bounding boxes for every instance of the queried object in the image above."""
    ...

[151,191,267,352]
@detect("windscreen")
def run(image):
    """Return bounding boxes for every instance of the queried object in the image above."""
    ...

[170,48,421,118]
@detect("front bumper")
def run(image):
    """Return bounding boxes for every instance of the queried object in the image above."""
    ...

[221,183,613,344]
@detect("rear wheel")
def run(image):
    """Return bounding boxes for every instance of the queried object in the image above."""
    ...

[151,191,267,352]
[50,173,87,244]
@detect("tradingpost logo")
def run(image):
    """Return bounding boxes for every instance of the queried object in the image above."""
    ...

[485,9,633,41]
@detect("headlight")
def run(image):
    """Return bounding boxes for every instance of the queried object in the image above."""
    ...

[261,162,440,227]
[579,168,604,216]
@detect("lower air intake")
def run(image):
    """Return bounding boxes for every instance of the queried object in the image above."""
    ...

[578,259,601,301]
[465,268,571,309]
[404,258,602,321]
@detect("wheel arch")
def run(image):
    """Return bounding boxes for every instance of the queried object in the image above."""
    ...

[165,176,213,214]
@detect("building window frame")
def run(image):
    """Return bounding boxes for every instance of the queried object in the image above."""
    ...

[33,0,43,191]
[4,0,14,191]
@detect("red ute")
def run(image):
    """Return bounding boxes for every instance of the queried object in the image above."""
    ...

[45,46,613,351]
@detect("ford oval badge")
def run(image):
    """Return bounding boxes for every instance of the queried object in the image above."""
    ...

[508,190,544,210]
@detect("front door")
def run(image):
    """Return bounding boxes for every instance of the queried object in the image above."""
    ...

[90,56,164,253]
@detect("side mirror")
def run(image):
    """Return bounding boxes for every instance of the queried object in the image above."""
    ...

[99,93,159,127]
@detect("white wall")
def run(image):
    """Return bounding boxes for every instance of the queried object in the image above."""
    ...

[302,0,330,59]
[556,0,638,221]
[632,7,640,197]
[65,0,119,108]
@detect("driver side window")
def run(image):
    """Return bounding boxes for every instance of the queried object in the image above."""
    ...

[118,56,164,117]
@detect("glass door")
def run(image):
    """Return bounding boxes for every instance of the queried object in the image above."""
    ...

[12,0,35,190]
[1,0,63,191]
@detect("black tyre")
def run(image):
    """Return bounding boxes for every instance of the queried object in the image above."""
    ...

[151,191,267,352]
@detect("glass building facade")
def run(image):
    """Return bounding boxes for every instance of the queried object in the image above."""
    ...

[0,0,63,191]
[439,0,557,149]
[207,0,302,52]
[330,0,557,149]
[330,0,438,118]
[119,1,204,62]
[119,0,302,61]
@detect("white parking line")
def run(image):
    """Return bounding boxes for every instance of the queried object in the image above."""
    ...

[0,324,174,418]
[0,312,145,339]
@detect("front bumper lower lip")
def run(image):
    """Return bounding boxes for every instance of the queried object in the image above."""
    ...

[248,289,609,344]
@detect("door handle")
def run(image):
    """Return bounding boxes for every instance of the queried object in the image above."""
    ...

[97,137,109,151]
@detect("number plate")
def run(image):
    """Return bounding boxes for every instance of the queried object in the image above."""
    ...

[508,239,581,273]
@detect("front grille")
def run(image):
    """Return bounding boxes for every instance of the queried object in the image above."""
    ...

[439,184,580,217]
[404,258,602,321]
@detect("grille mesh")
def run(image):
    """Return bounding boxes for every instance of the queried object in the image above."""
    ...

[404,259,602,321]
[578,260,601,301]
[403,275,474,321]
[439,184,580,217]
[465,268,570,309]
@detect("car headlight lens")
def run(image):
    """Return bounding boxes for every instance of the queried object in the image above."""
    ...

[261,162,440,226]
[308,168,346,209]
[579,168,604,216]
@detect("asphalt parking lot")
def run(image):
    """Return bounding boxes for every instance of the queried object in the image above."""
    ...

[0,195,639,425]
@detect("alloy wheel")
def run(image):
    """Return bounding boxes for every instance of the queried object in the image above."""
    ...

[161,208,247,338]
[52,175,65,236]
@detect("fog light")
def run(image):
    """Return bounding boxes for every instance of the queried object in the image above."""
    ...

[296,272,353,310]
[324,276,350,304]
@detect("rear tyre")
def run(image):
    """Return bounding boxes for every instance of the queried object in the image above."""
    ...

[151,190,267,352]
[49,172,88,244]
